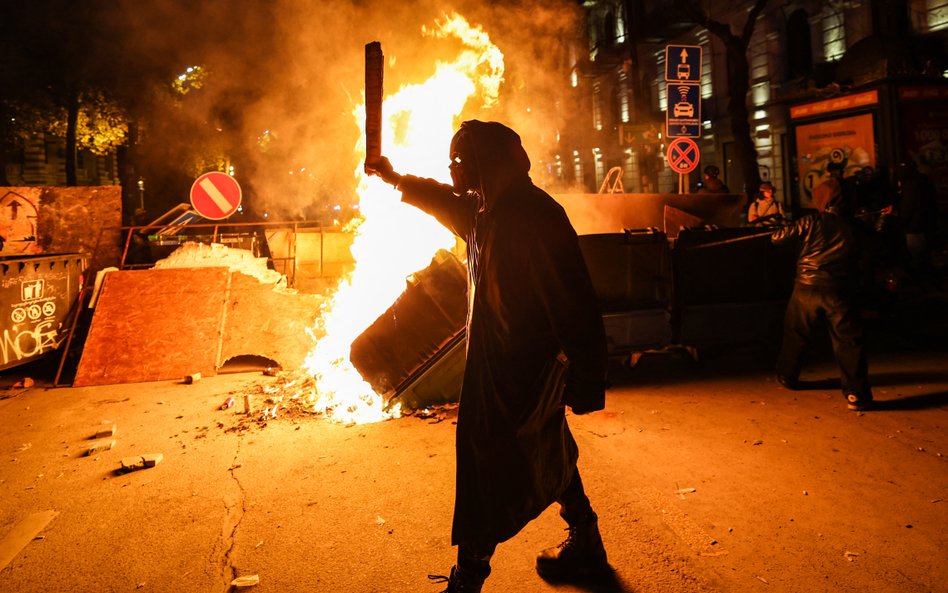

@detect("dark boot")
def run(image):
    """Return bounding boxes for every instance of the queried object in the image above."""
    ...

[536,512,609,582]
[428,561,490,593]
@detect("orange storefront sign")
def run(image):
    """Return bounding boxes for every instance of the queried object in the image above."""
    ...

[790,90,879,119]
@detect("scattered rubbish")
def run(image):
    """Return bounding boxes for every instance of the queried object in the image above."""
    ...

[754,575,769,584]
[803,490,808,496]
[844,551,859,561]
[255,540,264,549]
[243,394,253,414]
[220,397,236,410]
[375,516,386,526]
[231,575,260,588]
[86,439,116,456]
[121,456,146,472]
[263,367,278,377]
[184,373,202,385]
[32,535,45,541]
[18,443,31,452]
[752,440,764,446]
[142,453,163,468]
[11,378,35,389]
[905,524,913,528]
[676,487,696,495]
[93,424,117,439]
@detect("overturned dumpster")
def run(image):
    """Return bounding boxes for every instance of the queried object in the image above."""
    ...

[349,249,468,410]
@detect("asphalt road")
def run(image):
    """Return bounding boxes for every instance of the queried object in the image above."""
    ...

[1,288,946,593]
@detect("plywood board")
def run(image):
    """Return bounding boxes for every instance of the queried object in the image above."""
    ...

[219,272,323,369]
[73,268,228,386]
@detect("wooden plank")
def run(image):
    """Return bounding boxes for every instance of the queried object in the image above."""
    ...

[73,268,229,386]
[218,272,324,370]
[0,510,58,571]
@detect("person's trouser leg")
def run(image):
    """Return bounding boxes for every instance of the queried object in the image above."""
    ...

[536,470,608,581]
[776,286,818,382]
[432,542,494,592]
[558,470,594,525]
[825,289,871,402]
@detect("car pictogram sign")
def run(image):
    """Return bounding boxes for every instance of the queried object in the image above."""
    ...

[666,138,700,174]
[190,172,242,220]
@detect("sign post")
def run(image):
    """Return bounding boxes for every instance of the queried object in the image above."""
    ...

[664,44,702,190]
[190,172,242,220]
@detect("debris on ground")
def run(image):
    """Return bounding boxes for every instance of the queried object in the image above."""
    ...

[86,439,115,456]
[11,378,35,389]
[184,373,202,385]
[844,551,860,561]
[230,574,260,588]
[93,424,117,439]
[120,453,162,473]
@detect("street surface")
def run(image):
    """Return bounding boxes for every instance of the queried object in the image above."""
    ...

[0,287,945,593]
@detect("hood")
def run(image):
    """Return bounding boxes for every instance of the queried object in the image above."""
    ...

[458,120,531,208]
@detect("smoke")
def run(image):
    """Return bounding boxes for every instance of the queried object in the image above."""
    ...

[111,0,581,219]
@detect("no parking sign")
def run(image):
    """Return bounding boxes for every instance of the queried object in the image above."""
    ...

[666,138,700,175]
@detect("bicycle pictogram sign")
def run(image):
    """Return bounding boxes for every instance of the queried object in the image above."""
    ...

[666,137,700,174]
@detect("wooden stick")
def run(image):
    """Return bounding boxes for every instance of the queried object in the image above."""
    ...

[681,231,774,250]
[364,41,383,168]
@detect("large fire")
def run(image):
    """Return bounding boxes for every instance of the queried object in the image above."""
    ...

[299,13,504,424]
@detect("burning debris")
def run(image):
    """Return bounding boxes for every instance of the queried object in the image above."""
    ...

[296,14,501,425]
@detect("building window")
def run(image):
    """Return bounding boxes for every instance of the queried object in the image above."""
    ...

[822,7,846,61]
[912,0,948,32]
[618,71,630,123]
[593,82,604,131]
[787,9,813,79]
[615,5,627,43]
[698,32,712,99]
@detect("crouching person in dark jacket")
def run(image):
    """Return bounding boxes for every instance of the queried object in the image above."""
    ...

[772,178,873,411]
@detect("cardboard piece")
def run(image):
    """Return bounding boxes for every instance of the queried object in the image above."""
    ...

[0,511,58,571]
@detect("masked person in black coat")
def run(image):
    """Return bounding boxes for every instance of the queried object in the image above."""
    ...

[771,164,873,411]
[366,120,610,592]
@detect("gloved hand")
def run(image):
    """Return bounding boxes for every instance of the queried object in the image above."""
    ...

[364,156,402,188]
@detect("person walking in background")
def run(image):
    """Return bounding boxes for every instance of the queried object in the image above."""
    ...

[771,172,873,411]
[366,120,610,593]
[747,181,785,225]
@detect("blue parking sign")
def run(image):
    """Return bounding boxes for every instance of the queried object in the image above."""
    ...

[665,45,701,83]
[667,82,701,138]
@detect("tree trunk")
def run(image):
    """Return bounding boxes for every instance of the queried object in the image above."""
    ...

[65,95,79,186]
[725,48,760,200]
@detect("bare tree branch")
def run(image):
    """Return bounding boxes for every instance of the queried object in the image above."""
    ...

[741,0,770,47]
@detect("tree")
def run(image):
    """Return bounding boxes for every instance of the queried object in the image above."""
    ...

[677,0,769,198]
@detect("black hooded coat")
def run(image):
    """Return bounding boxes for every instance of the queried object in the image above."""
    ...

[395,121,608,546]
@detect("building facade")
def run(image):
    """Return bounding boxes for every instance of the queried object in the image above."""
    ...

[543,0,948,216]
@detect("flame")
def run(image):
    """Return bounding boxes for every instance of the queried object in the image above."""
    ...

[300,13,504,424]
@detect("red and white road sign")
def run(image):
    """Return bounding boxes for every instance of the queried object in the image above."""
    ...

[666,137,700,174]
[190,172,242,220]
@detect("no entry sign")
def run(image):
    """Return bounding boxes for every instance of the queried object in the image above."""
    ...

[666,138,700,174]
[190,172,242,220]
